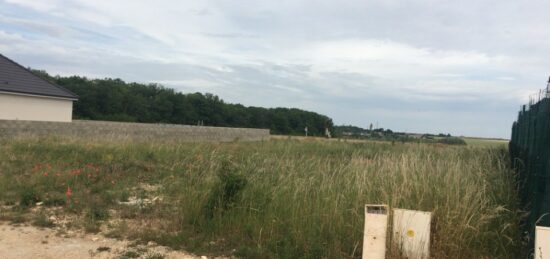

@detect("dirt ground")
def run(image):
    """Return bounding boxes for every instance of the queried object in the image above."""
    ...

[0,222,200,259]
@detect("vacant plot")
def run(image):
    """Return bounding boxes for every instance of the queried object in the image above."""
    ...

[0,137,520,258]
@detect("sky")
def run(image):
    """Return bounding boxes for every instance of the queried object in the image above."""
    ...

[1,0,549,138]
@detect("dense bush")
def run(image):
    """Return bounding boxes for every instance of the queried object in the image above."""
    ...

[204,161,248,218]
[437,137,467,145]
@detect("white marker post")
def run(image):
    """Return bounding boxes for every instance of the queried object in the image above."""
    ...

[536,226,550,259]
[392,209,432,259]
[363,204,388,259]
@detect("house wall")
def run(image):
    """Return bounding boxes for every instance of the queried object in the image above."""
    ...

[0,92,74,122]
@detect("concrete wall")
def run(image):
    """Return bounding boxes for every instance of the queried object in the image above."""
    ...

[0,92,74,122]
[0,119,270,142]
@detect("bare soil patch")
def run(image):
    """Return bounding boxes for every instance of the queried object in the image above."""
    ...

[0,222,199,259]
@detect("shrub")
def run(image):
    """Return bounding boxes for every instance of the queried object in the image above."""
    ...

[86,201,110,221]
[32,212,55,228]
[204,160,248,218]
[438,137,467,145]
[19,186,39,208]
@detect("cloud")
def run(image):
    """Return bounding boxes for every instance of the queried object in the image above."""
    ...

[4,0,61,12]
[1,0,549,138]
[0,30,24,42]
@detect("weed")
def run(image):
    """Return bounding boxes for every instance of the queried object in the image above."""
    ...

[43,195,66,206]
[118,190,131,202]
[204,160,248,218]
[0,211,26,224]
[32,212,55,228]
[82,216,101,233]
[235,246,268,259]
[104,220,129,239]
[118,249,141,259]
[18,186,39,208]
[85,197,109,221]
[0,137,521,258]
[97,246,111,252]
[145,253,165,259]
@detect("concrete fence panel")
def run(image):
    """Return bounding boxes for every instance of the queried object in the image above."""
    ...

[0,119,270,142]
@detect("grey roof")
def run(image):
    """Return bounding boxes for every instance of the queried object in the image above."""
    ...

[0,54,78,99]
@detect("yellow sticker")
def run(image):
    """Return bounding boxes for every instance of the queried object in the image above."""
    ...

[407,229,415,237]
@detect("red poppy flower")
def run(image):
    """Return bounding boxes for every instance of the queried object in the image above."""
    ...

[66,186,73,198]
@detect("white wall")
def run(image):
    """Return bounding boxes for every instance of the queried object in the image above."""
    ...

[0,92,74,122]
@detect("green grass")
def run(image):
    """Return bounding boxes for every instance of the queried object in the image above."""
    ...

[0,137,521,258]
[32,211,55,228]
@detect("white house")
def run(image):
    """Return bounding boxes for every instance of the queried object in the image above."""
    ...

[0,54,78,122]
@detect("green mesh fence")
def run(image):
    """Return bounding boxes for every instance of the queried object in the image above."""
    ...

[510,92,550,252]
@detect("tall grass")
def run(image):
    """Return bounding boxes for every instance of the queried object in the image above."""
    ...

[0,137,520,258]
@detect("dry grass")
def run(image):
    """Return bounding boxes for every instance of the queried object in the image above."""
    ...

[0,136,520,258]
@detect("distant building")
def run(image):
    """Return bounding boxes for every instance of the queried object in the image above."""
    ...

[407,133,424,139]
[0,54,78,122]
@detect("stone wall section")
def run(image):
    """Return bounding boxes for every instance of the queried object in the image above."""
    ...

[0,120,270,142]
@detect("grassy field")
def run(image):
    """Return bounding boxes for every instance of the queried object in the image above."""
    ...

[462,137,509,147]
[0,137,520,258]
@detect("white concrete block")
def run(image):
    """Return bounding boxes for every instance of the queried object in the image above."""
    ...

[363,204,388,259]
[392,208,432,259]
[536,226,550,259]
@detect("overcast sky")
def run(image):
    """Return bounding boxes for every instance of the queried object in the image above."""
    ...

[1,0,549,138]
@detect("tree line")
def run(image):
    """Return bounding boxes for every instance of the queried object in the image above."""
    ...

[33,70,333,136]
[334,125,466,145]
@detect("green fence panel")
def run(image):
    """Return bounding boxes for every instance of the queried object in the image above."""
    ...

[510,96,550,255]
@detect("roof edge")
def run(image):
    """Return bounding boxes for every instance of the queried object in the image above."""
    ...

[0,53,79,99]
[0,89,78,101]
